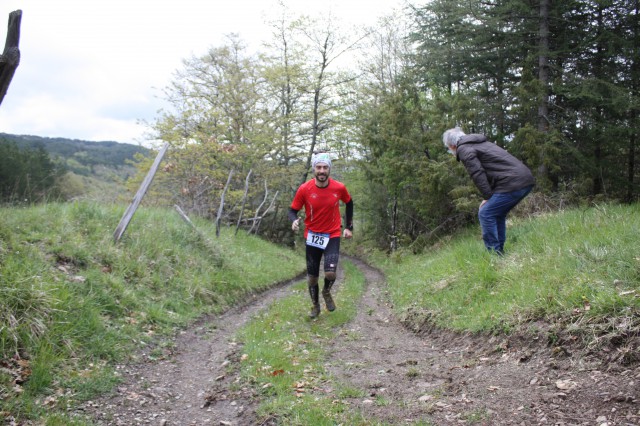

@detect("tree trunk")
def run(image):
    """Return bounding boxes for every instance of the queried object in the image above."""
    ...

[301,73,325,185]
[216,169,234,237]
[592,5,606,195]
[536,0,550,182]
[235,169,252,235]
[627,0,640,202]
[390,197,398,252]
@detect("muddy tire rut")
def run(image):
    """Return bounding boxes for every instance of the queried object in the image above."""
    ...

[83,259,639,425]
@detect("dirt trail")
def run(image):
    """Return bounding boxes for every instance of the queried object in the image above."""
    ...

[83,259,639,426]
[81,276,304,426]
[328,258,639,425]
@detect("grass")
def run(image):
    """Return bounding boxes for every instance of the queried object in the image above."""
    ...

[372,203,640,339]
[0,201,304,424]
[235,260,369,425]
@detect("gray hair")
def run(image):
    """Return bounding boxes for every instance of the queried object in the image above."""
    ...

[442,128,466,152]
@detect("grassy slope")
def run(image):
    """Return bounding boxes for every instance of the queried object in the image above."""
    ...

[0,202,304,423]
[1,202,639,424]
[375,203,640,341]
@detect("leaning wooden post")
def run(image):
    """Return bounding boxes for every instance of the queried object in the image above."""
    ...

[235,169,252,235]
[113,143,169,242]
[215,169,234,237]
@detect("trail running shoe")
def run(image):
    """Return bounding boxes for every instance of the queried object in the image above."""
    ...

[322,291,336,312]
[310,303,321,319]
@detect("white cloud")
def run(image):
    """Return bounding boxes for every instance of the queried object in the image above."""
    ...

[0,0,405,144]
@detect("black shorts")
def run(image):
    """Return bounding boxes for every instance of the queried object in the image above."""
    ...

[305,237,341,277]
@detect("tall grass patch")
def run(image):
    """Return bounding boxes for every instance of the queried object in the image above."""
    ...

[0,202,303,424]
[378,203,640,334]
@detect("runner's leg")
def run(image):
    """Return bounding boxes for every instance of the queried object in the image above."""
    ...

[322,238,341,311]
[306,244,323,318]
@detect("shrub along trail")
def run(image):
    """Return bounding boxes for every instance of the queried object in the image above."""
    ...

[84,259,638,425]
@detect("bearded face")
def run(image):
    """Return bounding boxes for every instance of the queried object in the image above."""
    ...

[314,163,330,184]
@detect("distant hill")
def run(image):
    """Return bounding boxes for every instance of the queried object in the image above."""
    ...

[0,133,153,202]
[0,133,150,175]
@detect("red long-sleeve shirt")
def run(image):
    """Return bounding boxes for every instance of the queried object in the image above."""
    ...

[290,178,352,238]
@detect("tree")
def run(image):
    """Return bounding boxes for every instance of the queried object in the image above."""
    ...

[408,0,639,201]
[624,0,640,201]
[0,140,65,203]
[296,13,364,184]
[145,35,265,216]
[350,13,467,250]
[261,4,309,169]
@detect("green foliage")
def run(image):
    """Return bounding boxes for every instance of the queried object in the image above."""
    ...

[511,125,565,192]
[352,72,467,249]
[406,0,640,201]
[0,202,304,423]
[347,0,640,252]
[139,36,285,227]
[0,139,66,203]
[140,22,363,243]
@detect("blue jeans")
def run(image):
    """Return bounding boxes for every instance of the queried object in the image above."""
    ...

[478,185,533,254]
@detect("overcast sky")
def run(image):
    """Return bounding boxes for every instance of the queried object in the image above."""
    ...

[0,0,407,146]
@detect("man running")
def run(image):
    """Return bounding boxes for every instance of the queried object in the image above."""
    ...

[288,153,354,319]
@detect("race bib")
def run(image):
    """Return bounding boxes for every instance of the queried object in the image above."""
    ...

[306,231,330,249]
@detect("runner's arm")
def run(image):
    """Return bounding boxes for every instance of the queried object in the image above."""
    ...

[288,208,301,232]
[288,208,300,223]
[344,200,353,231]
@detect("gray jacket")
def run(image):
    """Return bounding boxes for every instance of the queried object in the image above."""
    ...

[456,134,535,200]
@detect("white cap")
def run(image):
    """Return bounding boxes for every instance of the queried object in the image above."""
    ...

[312,153,332,168]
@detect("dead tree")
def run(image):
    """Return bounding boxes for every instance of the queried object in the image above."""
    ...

[253,191,279,235]
[215,169,234,237]
[235,169,252,235]
[248,181,269,235]
[0,10,21,107]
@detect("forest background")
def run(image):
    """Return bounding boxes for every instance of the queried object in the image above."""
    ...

[2,0,638,252]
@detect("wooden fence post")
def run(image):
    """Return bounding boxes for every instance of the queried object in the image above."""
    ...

[248,180,268,234]
[113,143,169,242]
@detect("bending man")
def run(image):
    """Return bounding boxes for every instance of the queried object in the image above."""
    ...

[289,153,354,319]
[443,128,534,255]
